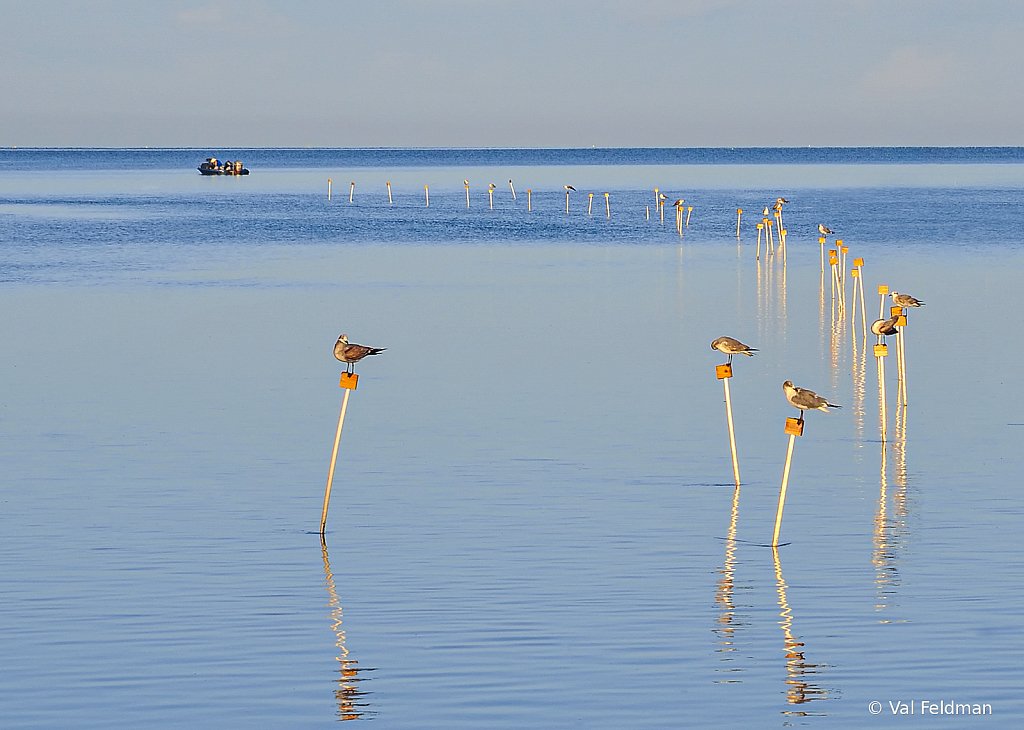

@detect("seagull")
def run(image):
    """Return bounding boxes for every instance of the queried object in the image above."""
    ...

[776,197,789,204]
[673,198,685,208]
[334,334,386,374]
[564,185,576,192]
[711,336,757,364]
[870,315,900,339]
[818,224,834,236]
[783,381,841,421]
[488,183,496,189]
[464,180,468,185]
[763,206,770,217]
[890,291,924,307]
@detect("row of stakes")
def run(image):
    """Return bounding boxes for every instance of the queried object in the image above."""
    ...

[819,231,917,441]
[715,238,923,547]
[327,178,614,216]
[324,180,751,233]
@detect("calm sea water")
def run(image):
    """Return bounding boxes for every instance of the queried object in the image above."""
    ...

[2,148,1023,728]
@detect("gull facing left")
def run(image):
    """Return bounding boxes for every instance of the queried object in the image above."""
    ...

[890,291,925,308]
[334,334,386,374]
[711,336,758,364]
[783,381,841,421]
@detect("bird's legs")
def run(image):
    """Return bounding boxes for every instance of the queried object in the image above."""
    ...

[727,354,734,365]
[797,411,804,424]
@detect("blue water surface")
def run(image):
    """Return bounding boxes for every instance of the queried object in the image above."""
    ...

[1,149,1022,729]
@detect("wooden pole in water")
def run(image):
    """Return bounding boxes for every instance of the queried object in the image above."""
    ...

[717,363,741,487]
[509,180,516,200]
[328,179,332,201]
[527,190,532,211]
[386,182,392,204]
[646,205,650,221]
[349,182,355,203]
[899,314,908,406]
[588,193,593,215]
[855,259,867,339]
[772,417,804,547]
[875,342,888,443]
[878,284,888,321]
[757,223,764,260]
[829,252,837,311]
[850,267,860,334]
[321,372,359,536]
[424,185,429,207]
[839,242,848,301]
[686,206,692,227]
[488,187,494,210]
[604,192,610,217]
[819,236,826,275]
[736,208,743,237]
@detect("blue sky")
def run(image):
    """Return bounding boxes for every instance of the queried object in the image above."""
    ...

[2,1,1022,147]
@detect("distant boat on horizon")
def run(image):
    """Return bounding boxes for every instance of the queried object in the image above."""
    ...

[198,157,249,176]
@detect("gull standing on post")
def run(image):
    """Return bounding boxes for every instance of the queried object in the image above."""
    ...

[890,291,924,307]
[783,381,841,421]
[711,336,757,364]
[564,185,575,213]
[818,224,834,236]
[334,334,386,374]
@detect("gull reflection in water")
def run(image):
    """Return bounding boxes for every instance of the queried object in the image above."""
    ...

[773,548,828,712]
[322,540,375,720]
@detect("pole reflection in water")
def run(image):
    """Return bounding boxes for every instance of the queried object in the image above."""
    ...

[772,548,828,711]
[874,411,909,621]
[322,540,374,720]
[713,486,747,683]
[851,327,867,443]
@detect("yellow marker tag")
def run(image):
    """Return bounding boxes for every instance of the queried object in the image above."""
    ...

[340,372,359,390]
[878,285,889,295]
[854,258,864,266]
[716,363,733,379]
[874,344,888,357]
[785,417,805,436]
[891,306,903,317]
[852,269,859,277]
